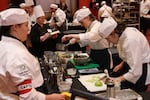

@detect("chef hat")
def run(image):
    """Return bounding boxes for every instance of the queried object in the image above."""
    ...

[24,0,34,7]
[101,1,106,6]
[34,5,45,19]
[50,4,58,9]
[0,8,29,26]
[99,17,117,38]
[19,3,26,8]
[74,6,87,19]
[82,6,87,9]
[76,8,91,21]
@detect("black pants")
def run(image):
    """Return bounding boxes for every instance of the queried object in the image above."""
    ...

[140,17,150,36]
[90,48,110,70]
[121,63,148,92]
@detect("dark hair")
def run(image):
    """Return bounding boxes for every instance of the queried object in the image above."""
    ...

[0,26,11,36]
[114,20,126,37]
[0,26,1,40]
[0,23,23,36]
[89,14,96,21]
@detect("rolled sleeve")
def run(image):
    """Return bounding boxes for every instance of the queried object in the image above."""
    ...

[79,33,88,47]
[123,71,139,84]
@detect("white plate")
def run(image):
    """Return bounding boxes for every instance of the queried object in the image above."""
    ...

[47,29,60,35]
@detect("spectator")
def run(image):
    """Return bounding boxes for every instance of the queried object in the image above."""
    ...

[30,5,58,58]
[48,4,66,33]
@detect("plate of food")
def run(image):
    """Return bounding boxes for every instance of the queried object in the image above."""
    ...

[78,73,107,92]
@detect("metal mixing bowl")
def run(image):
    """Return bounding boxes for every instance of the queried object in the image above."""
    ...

[73,54,90,65]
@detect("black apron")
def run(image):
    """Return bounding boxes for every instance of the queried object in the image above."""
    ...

[121,63,148,92]
[90,48,111,70]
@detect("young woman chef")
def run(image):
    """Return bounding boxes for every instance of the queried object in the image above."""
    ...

[0,8,65,100]
[61,8,112,70]
[99,17,150,92]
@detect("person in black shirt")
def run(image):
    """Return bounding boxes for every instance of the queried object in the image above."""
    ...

[30,5,58,58]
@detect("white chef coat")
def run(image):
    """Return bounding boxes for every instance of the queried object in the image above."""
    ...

[140,0,150,17]
[79,20,109,49]
[52,8,66,27]
[0,36,45,100]
[117,27,150,84]
[98,5,112,18]
[28,11,36,31]
[29,13,36,26]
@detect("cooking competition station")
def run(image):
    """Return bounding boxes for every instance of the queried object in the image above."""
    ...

[40,50,144,100]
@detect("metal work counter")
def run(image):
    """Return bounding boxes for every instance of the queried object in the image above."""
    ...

[70,78,150,100]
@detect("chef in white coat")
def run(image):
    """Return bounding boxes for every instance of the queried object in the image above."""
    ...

[62,8,111,70]
[19,0,37,49]
[99,17,150,92]
[140,0,150,36]
[98,1,112,22]
[0,8,65,100]
[48,3,66,32]
[20,0,36,27]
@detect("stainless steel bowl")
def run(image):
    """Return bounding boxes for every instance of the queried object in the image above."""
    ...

[73,54,90,65]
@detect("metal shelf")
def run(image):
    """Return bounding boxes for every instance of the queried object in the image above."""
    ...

[112,0,140,28]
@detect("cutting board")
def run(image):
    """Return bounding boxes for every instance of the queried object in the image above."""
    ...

[78,73,107,92]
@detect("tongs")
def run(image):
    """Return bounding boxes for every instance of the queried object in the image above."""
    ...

[65,42,70,47]
[64,43,70,51]
[100,69,110,80]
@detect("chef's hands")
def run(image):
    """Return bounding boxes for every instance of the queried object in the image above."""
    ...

[113,61,124,72]
[111,76,125,84]
[61,35,77,45]
[51,33,58,39]
[40,33,58,42]
[46,93,65,100]
[113,64,122,72]
[40,33,50,42]
[69,38,77,44]
[61,34,73,43]
[100,75,123,85]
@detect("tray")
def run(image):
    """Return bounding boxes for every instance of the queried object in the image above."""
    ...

[96,89,143,100]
